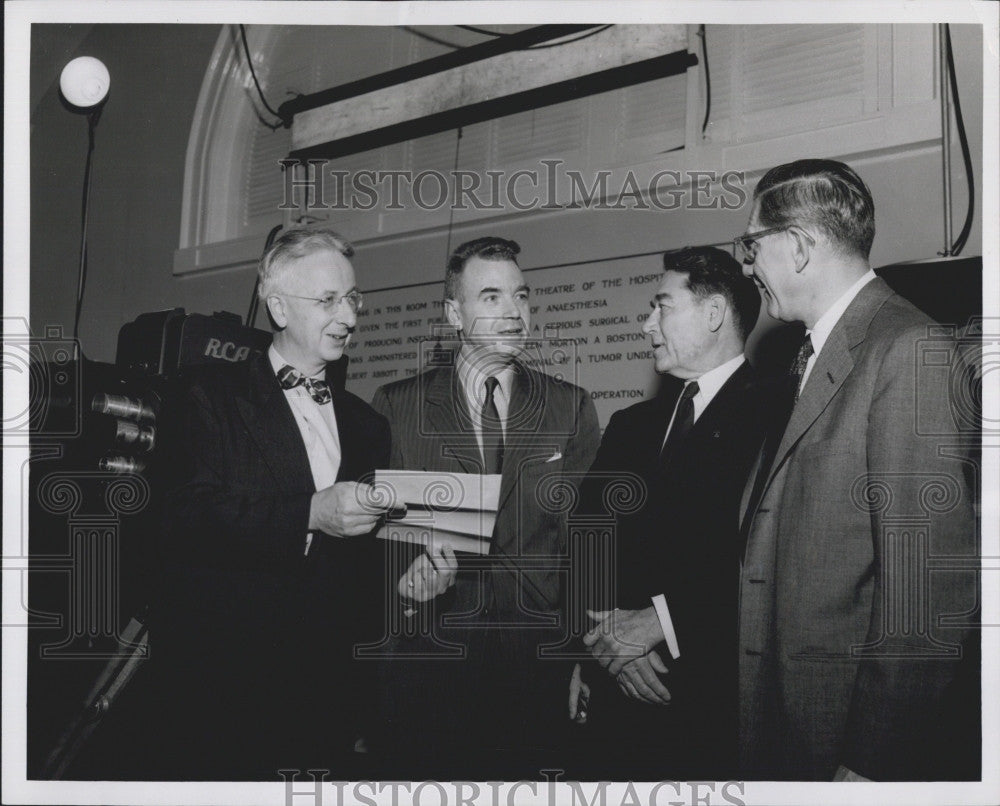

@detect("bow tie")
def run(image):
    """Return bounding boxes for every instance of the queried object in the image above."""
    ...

[276,365,332,404]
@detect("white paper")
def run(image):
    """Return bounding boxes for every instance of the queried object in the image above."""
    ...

[373,470,501,512]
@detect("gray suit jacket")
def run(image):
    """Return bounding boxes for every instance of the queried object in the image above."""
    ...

[739,278,978,780]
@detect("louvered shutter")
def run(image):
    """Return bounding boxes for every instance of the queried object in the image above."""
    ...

[492,99,587,167]
[705,24,878,144]
[241,26,410,236]
[611,72,688,161]
[243,125,292,230]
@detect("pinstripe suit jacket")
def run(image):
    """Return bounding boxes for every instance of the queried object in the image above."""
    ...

[371,361,601,624]
[738,278,978,780]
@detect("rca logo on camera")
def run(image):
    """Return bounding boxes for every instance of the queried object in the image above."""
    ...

[203,338,252,362]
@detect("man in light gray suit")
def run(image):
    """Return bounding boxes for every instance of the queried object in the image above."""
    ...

[737,159,979,781]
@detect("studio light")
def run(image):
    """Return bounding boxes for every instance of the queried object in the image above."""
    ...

[59,56,110,108]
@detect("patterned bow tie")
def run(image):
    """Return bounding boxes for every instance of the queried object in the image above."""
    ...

[276,365,332,404]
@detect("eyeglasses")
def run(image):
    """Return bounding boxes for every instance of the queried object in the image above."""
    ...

[733,225,790,264]
[280,290,364,313]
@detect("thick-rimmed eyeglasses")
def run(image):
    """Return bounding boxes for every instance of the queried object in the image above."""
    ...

[733,225,790,264]
[280,290,364,313]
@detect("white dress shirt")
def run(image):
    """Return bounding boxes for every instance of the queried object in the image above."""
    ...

[268,345,341,554]
[652,353,747,658]
[455,349,514,468]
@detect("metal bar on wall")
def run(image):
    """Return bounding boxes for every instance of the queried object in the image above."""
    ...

[286,24,694,161]
[277,25,597,122]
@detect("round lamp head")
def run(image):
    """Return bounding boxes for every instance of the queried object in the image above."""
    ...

[60,56,110,108]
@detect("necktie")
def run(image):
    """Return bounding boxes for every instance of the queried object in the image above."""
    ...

[276,365,332,404]
[741,332,814,550]
[660,381,699,466]
[481,376,504,474]
[790,334,815,401]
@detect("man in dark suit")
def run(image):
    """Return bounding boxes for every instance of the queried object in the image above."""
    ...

[737,159,978,780]
[572,246,765,779]
[156,228,393,779]
[370,236,600,778]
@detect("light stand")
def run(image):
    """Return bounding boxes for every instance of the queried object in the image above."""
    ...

[59,56,110,343]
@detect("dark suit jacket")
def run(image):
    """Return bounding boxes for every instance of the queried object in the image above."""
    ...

[155,352,390,778]
[576,360,767,777]
[739,278,979,780]
[369,361,600,773]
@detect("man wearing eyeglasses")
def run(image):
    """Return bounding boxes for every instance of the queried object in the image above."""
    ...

[156,228,395,778]
[736,159,977,781]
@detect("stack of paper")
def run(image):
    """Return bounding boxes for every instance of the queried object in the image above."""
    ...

[373,470,502,555]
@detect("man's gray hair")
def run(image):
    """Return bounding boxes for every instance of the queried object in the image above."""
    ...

[258,227,355,299]
[753,159,875,259]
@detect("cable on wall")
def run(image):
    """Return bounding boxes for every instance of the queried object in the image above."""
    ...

[73,107,101,342]
[698,25,712,137]
[238,24,284,127]
[450,24,614,50]
[943,23,975,256]
[444,127,464,264]
[526,25,613,50]
[403,27,465,51]
[457,25,509,38]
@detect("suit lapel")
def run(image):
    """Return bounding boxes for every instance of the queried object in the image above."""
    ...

[688,360,753,443]
[657,362,751,490]
[771,332,853,465]
[330,389,359,482]
[641,386,681,484]
[496,363,551,513]
[754,278,894,508]
[651,384,682,456]
[423,367,482,474]
[235,354,315,491]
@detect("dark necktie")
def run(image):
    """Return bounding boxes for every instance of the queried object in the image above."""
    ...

[660,380,699,466]
[790,334,814,401]
[741,333,814,548]
[276,364,332,405]
[481,376,504,474]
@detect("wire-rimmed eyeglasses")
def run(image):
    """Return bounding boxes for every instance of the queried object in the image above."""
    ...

[280,290,364,314]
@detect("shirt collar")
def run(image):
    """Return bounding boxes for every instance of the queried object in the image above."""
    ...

[808,269,877,356]
[455,348,515,406]
[268,343,326,380]
[688,353,746,407]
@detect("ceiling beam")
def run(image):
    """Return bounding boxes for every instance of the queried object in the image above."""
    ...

[287,25,693,161]
[278,25,596,123]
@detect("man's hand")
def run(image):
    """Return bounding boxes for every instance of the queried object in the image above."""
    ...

[568,662,591,724]
[398,544,458,603]
[584,607,666,676]
[616,650,671,705]
[309,481,388,537]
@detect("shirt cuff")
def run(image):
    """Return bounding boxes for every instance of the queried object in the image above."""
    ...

[651,594,681,660]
